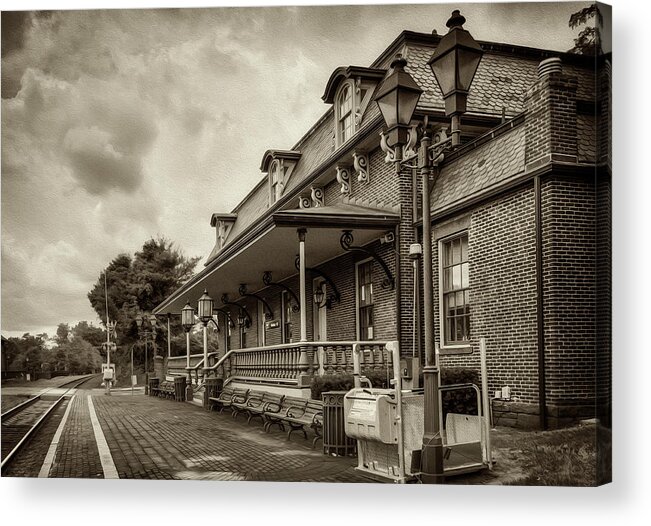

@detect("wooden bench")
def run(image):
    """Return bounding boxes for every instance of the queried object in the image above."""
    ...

[224,388,250,416]
[243,392,285,425]
[208,386,235,412]
[263,396,307,433]
[272,398,324,448]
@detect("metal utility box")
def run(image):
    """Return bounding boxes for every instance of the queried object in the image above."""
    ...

[344,388,398,444]
[344,388,425,482]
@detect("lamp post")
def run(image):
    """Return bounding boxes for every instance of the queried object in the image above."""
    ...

[136,313,158,394]
[102,320,117,396]
[181,300,195,399]
[197,290,214,381]
[374,10,482,485]
[428,10,483,146]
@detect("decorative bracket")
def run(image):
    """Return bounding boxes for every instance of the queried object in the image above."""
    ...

[220,294,252,328]
[353,151,369,184]
[294,256,341,309]
[298,195,311,209]
[340,230,395,290]
[335,165,351,194]
[238,284,273,320]
[310,186,324,207]
[262,271,300,312]
[214,308,235,329]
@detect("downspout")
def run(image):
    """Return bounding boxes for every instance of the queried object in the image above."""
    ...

[535,175,547,430]
[395,223,402,348]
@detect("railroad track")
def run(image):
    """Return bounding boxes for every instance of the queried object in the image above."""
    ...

[1,374,100,472]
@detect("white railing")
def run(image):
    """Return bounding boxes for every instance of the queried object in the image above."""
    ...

[167,352,218,386]
[201,341,390,387]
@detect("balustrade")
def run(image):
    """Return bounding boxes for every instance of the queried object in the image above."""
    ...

[199,341,390,387]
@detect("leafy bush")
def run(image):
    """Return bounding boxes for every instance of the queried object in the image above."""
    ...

[310,370,390,400]
[311,367,480,418]
[440,367,480,418]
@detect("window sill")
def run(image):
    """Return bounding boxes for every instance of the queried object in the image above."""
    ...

[439,345,473,356]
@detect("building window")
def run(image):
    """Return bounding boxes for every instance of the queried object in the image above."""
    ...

[357,260,374,340]
[441,233,470,345]
[282,290,293,343]
[270,161,281,204]
[337,83,354,145]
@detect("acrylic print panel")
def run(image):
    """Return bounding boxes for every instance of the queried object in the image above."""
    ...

[1,1,611,486]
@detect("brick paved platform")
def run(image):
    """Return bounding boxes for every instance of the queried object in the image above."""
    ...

[48,392,104,479]
[91,394,369,482]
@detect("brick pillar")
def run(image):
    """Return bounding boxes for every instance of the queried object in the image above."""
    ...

[524,58,578,172]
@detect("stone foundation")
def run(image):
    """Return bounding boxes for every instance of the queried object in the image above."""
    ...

[492,400,598,430]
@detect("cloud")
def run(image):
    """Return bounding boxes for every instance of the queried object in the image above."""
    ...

[1,4,585,338]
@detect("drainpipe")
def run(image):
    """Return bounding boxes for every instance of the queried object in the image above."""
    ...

[535,175,547,430]
[394,224,402,347]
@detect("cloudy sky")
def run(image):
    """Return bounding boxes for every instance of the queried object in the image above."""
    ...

[1,1,596,338]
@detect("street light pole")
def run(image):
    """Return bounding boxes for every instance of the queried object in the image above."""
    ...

[374,11,482,484]
[418,134,444,483]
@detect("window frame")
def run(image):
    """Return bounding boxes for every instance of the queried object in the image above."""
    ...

[269,160,281,205]
[355,258,375,341]
[438,231,471,350]
[335,80,356,147]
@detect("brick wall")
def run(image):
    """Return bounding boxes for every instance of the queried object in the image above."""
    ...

[524,70,578,171]
[541,176,597,425]
[433,186,539,426]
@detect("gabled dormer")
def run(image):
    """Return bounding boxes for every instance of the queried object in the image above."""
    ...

[210,213,238,251]
[322,66,386,148]
[260,150,301,206]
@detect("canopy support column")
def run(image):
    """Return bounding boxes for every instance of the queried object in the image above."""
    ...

[298,228,308,342]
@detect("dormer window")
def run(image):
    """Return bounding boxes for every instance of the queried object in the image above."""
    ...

[270,161,281,203]
[260,149,302,206]
[337,83,354,144]
[322,65,386,148]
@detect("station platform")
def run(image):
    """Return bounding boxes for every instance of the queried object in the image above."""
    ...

[5,387,369,482]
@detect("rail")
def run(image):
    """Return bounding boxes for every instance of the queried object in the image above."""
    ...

[1,374,98,473]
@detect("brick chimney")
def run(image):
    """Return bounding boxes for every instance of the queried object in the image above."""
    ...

[524,57,578,171]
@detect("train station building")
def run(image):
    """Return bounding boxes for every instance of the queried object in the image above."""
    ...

[153,15,611,430]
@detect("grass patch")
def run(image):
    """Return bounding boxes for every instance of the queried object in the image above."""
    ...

[504,424,611,486]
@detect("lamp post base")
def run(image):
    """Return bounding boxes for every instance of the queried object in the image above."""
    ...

[421,365,445,484]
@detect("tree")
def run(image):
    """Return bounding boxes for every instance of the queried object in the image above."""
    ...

[568,3,603,55]
[55,323,70,346]
[72,321,106,348]
[87,237,200,382]
[7,333,49,372]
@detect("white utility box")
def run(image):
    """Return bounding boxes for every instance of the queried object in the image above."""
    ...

[344,388,424,482]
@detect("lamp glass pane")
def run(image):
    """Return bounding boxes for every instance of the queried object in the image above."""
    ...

[430,51,457,95]
[457,49,482,91]
[396,89,421,127]
[376,90,398,128]
[182,305,194,328]
[197,295,213,321]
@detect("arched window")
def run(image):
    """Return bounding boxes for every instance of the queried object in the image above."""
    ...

[337,83,354,145]
[269,161,281,203]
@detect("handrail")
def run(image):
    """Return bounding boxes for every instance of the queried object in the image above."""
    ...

[168,352,207,362]
[228,340,387,354]
[203,350,236,372]
[184,351,219,371]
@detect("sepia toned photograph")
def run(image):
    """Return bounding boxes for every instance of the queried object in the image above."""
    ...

[2,1,611,486]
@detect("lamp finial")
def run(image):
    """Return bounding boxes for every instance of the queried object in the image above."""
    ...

[446,10,466,30]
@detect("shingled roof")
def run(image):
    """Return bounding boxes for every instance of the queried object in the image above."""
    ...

[431,122,526,214]
[206,31,597,265]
